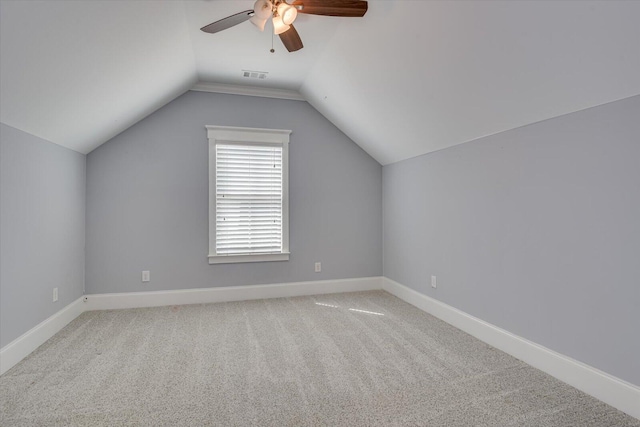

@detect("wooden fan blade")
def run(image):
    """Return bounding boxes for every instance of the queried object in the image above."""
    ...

[279,25,304,52]
[292,0,368,17]
[200,10,253,34]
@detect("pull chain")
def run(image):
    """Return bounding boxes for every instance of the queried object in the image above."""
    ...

[270,29,275,53]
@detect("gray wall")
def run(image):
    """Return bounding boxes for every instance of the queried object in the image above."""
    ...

[0,124,86,348]
[383,95,640,386]
[86,91,382,294]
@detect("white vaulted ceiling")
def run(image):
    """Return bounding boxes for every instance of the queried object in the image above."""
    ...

[0,0,197,154]
[1,1,639,163]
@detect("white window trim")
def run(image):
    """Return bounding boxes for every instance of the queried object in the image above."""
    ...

[207,125,291,264]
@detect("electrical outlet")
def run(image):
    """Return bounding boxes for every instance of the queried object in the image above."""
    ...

[142,271,150,282]
[431,275,437,289]
[315,262,321,273]
[53,287,58,302]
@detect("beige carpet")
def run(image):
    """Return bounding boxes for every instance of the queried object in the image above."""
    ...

[1,290,638,426]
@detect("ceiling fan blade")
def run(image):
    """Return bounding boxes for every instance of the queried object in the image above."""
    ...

[279,25,304,52]
[291,0,368,17]
[200,10,253,34]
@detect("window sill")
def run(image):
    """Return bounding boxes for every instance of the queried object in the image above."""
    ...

[208,252,290,265]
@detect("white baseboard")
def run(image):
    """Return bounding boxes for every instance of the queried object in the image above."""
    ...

[1,277,383,376]
[84,276,383,311]
[0,297,85,375]
[382,277,640,420]
[4,277,637,419]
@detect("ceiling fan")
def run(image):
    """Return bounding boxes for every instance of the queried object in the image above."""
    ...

[200,0,368,53]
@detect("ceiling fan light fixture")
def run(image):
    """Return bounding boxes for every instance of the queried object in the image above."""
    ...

[249,15,268,31]
[253,0,273,20]
[277,2,298,26]
[272,14,290,35]
[200,0,369,53]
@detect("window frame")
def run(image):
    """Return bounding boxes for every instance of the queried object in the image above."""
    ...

[207,125,290,264]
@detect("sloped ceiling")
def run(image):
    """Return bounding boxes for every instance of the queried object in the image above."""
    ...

[300,1,640,164]
[0,0,197,154]
[1,1,639,163]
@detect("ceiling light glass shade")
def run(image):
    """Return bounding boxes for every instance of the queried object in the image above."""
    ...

[272,15,290,35]
[277,3,297,26]
[253,0,273,20]
[250,16,268,31]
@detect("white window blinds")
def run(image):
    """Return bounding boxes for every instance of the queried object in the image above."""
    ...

[215,142,283,255]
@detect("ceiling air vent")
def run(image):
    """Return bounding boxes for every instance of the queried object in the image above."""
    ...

[242,70,268,80]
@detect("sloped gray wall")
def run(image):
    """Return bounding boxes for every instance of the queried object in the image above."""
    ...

[0,124,86,347]
[86,91,382,294]
[383,95,640,385]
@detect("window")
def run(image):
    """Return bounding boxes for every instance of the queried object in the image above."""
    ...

[207,126,290,264]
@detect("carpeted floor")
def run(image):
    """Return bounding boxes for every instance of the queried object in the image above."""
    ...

[1,291,638,426]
